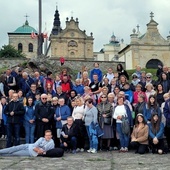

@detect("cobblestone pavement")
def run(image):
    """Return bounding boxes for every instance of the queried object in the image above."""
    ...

[0,151,170,170]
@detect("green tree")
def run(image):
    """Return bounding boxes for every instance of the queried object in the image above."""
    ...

[0,45,25,58]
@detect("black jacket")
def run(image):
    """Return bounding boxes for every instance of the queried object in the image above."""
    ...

[35,101,54,124]
[4,101,25,124]
[61,123,78,143]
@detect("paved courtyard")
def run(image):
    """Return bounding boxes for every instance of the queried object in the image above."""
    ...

[0,151,170,170]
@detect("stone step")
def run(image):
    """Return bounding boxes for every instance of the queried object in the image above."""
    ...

[0,138,26,149]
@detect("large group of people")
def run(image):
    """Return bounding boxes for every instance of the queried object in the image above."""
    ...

[0,62,170,156]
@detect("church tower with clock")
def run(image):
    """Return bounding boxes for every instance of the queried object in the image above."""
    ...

[49,6,94,60]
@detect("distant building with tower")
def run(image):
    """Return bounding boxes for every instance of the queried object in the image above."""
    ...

[94,33,126,61]
[47,6,94,60]
[8,18,38,58]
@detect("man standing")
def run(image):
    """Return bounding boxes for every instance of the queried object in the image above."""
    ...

[4,69,17,96]
[0,130,54,157]
[35,94,54,139]
[4,93,25,147]
[163,92,170,150]
[90,63,102,82]
[89,74,102,104]
[19,72,34,96]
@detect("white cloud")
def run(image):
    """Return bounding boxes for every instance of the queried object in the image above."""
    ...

[1,0,170,51]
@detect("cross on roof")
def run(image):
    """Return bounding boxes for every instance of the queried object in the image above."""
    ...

[71,11,74,17]
[56,2,58,10]
[24,14,29,20]
[150,12,154,20]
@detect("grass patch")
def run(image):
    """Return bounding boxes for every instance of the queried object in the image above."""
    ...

[87,158,107,161]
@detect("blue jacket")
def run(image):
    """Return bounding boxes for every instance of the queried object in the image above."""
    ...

[124,90,133,103]
[89,122,104,137]
[55,105,71,129]
[143,104,161,122]
[73,85,84,96]
[90,68,102,82]
[163,99,170,127]
[148,122,164,139]
[19,76,34,95]
[24,106,36,124]
[124,104,133,127]
[2,104,7,125]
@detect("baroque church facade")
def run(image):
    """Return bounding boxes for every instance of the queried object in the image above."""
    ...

[48,7,94,60]
[118,12,170,69]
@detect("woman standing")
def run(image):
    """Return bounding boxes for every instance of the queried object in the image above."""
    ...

[24,97,36,143]
[116,64,129,80]
[143,95,161,123]
[113,96,133,152]
[156,83,165,107]
[84,98,98,153]
[97,94,114,151]
[133,84,146,107]
[131,114,149,154]
[72,97,85,152]
[145,83,156,101]
[148,113,164,154]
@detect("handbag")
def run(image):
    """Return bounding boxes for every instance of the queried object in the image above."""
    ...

[103,117,111,125]
[121,116,130,135]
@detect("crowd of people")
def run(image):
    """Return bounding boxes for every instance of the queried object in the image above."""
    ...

[0,62,170,155]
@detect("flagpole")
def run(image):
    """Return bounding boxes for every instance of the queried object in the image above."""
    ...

[38,0,43,56]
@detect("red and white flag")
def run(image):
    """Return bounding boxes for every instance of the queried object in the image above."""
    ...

[31,31,37,39]
[43,32,48,39]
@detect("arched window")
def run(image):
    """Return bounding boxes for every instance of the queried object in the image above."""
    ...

[68,40,78,47]
[146,59,163,69]
[28,43,33,52]
[18,43,23,52]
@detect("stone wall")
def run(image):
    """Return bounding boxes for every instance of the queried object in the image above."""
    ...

[46,58,125,73]
[0,58,125,76]
[0,58,29,69]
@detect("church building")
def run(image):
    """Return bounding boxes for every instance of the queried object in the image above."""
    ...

[118,12,170,69]
[8,19,38,58]
[48,6,94,60]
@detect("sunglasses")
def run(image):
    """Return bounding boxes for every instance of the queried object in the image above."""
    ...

[42,98,47,100]
[146,77,151,78]
[133,76,138,78]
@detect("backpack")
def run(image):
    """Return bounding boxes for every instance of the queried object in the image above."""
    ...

[121,115,130,135]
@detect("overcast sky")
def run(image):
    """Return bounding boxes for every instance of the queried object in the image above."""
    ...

[1,0,170,52]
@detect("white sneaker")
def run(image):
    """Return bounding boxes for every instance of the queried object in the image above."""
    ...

[80,148,84,152]
[119,147,125,152]
[91,149,97,154]
[76,148,80,152]
[124,147,128,152]
[87,148,93,153]
[1,135,4,138]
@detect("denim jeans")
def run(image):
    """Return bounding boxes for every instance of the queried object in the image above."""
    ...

[86,126,92,149]
[116,123,129,148]
[0,144,30,156]
[24,121,36,143]
[86,126,98,150]
[6,123,21,148]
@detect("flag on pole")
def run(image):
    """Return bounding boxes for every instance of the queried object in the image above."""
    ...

[43,32,48,39]
[31,31,37,39]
